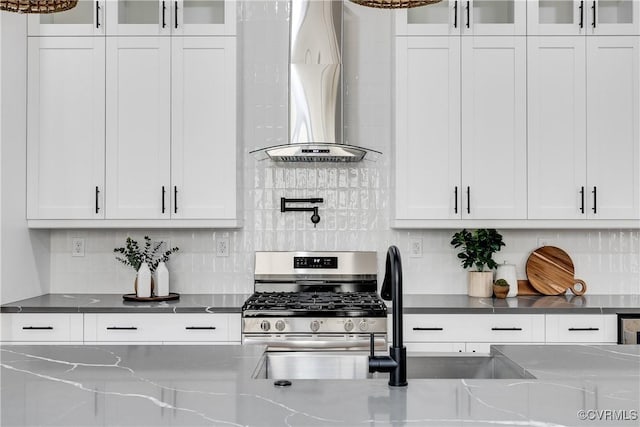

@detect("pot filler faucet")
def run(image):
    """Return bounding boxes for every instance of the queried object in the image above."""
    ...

[369,245,407,387]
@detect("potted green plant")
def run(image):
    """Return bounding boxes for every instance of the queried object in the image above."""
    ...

[114,236,179,294]
[450,229,505,297]
[493,278,510,299]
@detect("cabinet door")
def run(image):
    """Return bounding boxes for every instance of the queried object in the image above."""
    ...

[461,36,527,219]
[589,0,640,35]
[462,0,527,36]
[528,37,587,219]
[395,37,461,220]
[106,37,171,219]
[395,0,460,35]
[527,0,586,35]
[586,36,640,219]
[106,0,168,36]
[27,37,105,220]
[28,0,104,36]
[171,37,237,219]
[173,0,236,36]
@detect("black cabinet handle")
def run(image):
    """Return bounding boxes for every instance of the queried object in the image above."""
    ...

[579,1,584,28]
[454,186,458,214]
[106,327,138,330]
[568,327,599,331]
[413,327,444,331]
[174,1,178,29]
[96,1,100,28]
[453,1,458,28]
[22,326,53,330]
[580,186,585,214]
[491,327,522,331]
[95,186,100,214]
[174,186,178,214]
[592,1,596,28]
[466,1,470,29]
[162,186,166,213]
[466,186,471,214]
[162,1,167,28]
[592,186,597,214]
[185,326,217,330]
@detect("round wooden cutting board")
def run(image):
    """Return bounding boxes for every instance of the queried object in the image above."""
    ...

[525,246,587,296]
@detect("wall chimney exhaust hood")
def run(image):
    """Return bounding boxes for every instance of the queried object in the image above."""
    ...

[250,0,381,163]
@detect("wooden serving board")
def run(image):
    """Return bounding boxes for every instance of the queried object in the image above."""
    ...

[517,279,542,296]
[525,246,586,296]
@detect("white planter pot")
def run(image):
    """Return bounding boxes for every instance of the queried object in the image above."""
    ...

[468,271,493,297]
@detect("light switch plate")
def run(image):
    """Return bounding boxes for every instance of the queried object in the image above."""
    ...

[409,237,422,258]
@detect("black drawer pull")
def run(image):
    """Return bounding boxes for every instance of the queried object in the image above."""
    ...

[568,327,599,331]
[185,326,217,330]
[413,327,444,331]
[106,327,138,330]
[22,326,53,330]
[491,327,522,331]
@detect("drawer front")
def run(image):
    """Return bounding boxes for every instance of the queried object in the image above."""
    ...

[1,313,83,342]
[404,314,545,343]
[546,314,616,343]
[85,313,237,342]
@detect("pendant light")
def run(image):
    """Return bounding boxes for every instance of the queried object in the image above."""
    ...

[349,0,442,9]
[0,0,78,14]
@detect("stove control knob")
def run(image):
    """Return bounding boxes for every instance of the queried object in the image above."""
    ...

[358,320,369,332]
[344,320,354,332]
[260,320,271,332]
[310,320,321,333]
[275,320,286,332]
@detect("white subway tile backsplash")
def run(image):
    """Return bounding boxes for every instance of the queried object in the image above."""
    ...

[47,1,639,296]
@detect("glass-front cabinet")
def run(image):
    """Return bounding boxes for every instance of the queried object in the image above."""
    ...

[528,0,640,35]
[395,0,526,35]
[28,0,234,36]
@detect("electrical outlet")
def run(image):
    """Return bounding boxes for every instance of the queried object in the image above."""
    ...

[409,237,423,258]
[216,237,230,257]
[72,238,85,257]
[153,238,169,253]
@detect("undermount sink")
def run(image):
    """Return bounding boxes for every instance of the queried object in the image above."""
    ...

[252,352,535,380]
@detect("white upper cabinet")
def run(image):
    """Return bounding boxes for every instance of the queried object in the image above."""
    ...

[528,0,640,35]
[106,0,168,36]
[171,37,237,220]
[27,37,105,220]
[394,37,461,220]
[586,36,640,219]
[396,0,526,36]
[528,36,587,219]
[105,37,172,219]
[461,36,527,219]
[28,0,104,36]
[173,0,236,35]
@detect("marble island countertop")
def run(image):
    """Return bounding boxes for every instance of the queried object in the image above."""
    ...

[1,344,639,426]
[2,293,639,314]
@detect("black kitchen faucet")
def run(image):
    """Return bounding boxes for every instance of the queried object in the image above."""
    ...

[368,245,407,387]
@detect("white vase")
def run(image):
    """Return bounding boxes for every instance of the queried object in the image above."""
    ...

[155,262,170,297]
[495,263,518,297]
[136,262,152,298]
[468,271,493,297]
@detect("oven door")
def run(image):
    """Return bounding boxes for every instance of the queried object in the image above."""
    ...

[243,333,387,352]
[618,314,640,344]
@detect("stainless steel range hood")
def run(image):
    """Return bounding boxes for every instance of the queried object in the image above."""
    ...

[250,0,381,163]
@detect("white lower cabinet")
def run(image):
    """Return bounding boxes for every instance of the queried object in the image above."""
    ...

[546,314,617,343]
[401,314,545,354]
[0,313,84,343]
[84,313,240,344]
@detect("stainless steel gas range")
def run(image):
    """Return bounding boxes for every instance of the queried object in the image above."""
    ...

[242,251,388,351]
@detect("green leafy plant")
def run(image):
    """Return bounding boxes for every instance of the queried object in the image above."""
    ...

[450,229,505,272]
[494,278,509,287]
[114,236,179,273]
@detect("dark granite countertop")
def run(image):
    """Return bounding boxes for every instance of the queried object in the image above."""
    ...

[0,293,250,313]
[1,343,638,426]
[2,293,639,315]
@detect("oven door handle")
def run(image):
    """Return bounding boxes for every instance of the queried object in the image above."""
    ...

[242,335,386,350]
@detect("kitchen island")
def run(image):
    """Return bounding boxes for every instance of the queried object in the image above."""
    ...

[1,344,638,426]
